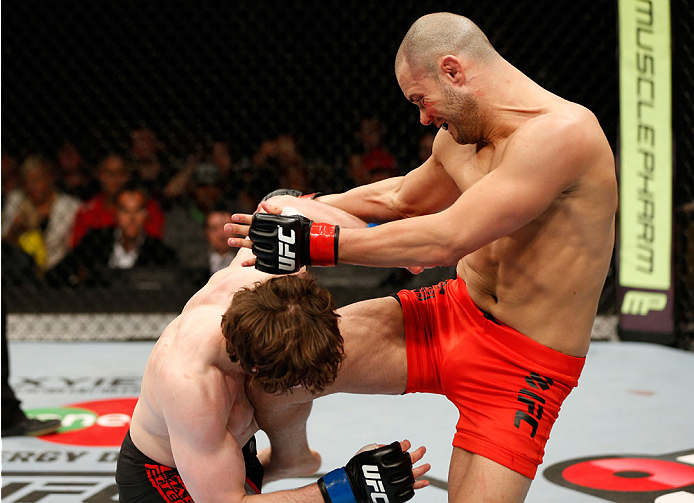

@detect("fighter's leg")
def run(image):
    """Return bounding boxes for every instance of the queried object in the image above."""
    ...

[329,295,407,395]
[249,296,407,479]
[251,295,406,407]
[447,447,531,503]
[254,400,322,483]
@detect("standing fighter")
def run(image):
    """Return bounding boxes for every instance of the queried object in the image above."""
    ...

[115,199,430,503]
[226,12,617,502]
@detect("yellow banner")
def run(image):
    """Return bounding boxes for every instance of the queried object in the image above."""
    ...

[618,0,672,290]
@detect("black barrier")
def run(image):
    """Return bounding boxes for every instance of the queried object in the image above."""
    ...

[0,0,691,344]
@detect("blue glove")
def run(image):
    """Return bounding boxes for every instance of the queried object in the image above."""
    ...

[317,442,415,503]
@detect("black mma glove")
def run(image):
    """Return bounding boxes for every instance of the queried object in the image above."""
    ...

[261,189,324,201]
[250,213,338,274]
[317,441,415,503]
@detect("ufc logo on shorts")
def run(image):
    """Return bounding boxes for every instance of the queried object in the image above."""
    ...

[277,226,296,271]
[514,372,554,438]
[362,465,389,502]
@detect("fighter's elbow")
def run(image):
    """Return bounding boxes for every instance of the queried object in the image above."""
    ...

[427,243,464,267]
[390,188,429,219]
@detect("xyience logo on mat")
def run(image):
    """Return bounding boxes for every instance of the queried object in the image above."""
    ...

[25,398,137,447]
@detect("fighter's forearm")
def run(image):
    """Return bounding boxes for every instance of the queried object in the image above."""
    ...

[337,212,464,268]
[264,196,368,230]
[243,484,323,502]
[317,177,406,224]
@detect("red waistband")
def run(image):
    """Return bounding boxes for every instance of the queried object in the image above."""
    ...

[448,277,586,379]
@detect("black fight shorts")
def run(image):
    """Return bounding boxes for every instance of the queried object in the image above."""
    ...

[115,430,263,502]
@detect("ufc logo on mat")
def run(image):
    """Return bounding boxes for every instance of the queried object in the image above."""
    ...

[362,465,389,502]
[277,226,296,271]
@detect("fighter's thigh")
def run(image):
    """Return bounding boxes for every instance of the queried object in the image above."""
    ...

[447,447,531,503]
[330,296,407,395]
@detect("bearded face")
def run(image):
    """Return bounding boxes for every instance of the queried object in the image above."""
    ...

[439,80,482,145]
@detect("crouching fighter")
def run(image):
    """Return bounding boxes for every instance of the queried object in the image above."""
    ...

[115,198,430,502]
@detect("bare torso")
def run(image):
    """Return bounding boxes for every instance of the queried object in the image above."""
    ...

[436,101,617,357]
[128,252,267,466]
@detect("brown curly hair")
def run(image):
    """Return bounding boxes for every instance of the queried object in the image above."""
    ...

[221,273,343,395]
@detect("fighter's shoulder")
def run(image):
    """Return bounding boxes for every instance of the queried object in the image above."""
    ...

[431,128,476,160]
[155,307,226,376]
[514,106,607,163]
[523,105,603,146]
[179,304,227,333]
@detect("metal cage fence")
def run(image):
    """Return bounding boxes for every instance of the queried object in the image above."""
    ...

[1,0,691,343]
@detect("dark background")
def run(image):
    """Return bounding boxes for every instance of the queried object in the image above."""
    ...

[2,1,619,162]
[2,0,693,342]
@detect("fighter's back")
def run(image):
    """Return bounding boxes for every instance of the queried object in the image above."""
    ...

[128,248,265,466]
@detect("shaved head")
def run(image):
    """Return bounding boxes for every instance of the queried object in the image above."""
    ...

[395,13,497,77]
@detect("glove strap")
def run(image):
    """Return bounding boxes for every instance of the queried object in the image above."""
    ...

[299,192,324,200]
[318,468,357,503]
[308,222,339,266]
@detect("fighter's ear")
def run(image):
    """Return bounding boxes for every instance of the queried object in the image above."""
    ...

[439,55,465,85]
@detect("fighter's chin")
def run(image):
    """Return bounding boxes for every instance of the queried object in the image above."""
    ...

[448,125,475,145]
[441,122,458,142]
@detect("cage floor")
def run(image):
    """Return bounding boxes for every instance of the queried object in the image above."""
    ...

[2,340,693,502]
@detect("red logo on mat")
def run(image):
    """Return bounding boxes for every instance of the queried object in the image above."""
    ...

[544,450,694,502]
[25,397,138,446]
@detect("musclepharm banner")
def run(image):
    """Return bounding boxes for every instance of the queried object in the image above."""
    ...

[618,0,674,335]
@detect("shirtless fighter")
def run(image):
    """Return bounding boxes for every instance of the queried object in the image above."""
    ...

[115,199,430,503]
[225,12,618,502]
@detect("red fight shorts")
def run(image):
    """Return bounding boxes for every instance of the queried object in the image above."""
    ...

[396,277,585,479]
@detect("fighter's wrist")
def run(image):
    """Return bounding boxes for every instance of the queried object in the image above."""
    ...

[299,192,324,200]
[317,468,356,503]
[306,222,339,266]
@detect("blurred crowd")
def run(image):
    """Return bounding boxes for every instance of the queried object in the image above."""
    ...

[1,121,435,292]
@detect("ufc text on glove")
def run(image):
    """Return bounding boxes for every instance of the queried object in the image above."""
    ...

[318,441,416,503]
[249,213,339,274]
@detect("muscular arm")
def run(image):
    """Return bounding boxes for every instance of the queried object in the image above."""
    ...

[336,121,591,268]
[186,194,376,311]
[162,369,250,502]
[318,136,461,223]
[228,121,592,270]
[162,369,327,502]
[261,195,370,229]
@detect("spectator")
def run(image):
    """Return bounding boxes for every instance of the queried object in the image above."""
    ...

[1,155,80,271]
[71,153,164,248]
[129,127,171,204]
[55,141,95,200]
[205,206,237,275]
[46,183,177,287]
[1,241,42,288]
[210,141,233,179]
[275,134,309,192]
[348,117,399,185]
[163,163,225,272]
[209,140,251,208]
[250,134,308,200]
[160,153,201,202]
[205,141,256,214]
[1,153,20,208]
